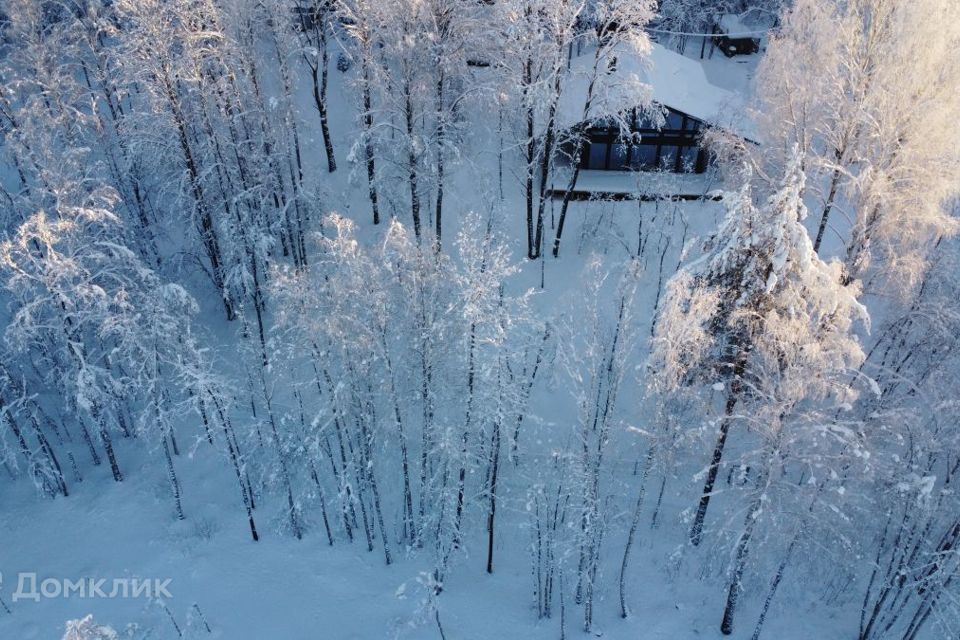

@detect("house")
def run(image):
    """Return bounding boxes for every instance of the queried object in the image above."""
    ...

[556,41,755,180]
[711,14,761,57]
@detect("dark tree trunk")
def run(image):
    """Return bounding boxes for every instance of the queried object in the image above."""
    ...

[751,535,797,640]
[320,367,363,544]
[553,44,606,259]
[162,72,234,320]
[721,496,763,635]
[690,351,747,546]
[1,401,44,491]
[434,72,446,251]
[316,26,337,173]
[486,404,502,574]
[534,74,562,259]
[523,54,537,259]
[29,413,68,496]
[405,81,422,241]
[416,290,435,546]
[355,394,391,565]
[511,323,551,461]
[619,447,654,617]
[813,163,843,253]
[311,74,335,174]
[95,407,122,483]
[381,330,415,543]
[454,322,477,546]
[258,365,301,540]
[78,417,101,467]
[552,162,581,257]
[360,55,380,225]
[162,433,185,520]
[208,391,259,541]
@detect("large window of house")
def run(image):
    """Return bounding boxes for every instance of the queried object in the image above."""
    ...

[578,107,708,173]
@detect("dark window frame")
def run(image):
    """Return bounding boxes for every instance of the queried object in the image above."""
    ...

[577,106,709,173]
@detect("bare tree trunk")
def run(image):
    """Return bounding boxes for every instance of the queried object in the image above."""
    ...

[690,351,746,546]
[523,52,537,259]
[434,71,446,250]
[162,433,184,520]
[534,73,562,259]
[360,55,380,225]
[78,416,101,467]
[485,350,506,573]
[91,401,122,483]
[813,163,843,253]
[404,80,422,241]
[720,495,763,635]
[511,324,551,461]
[553,36,611,259]
[416,296,435,546]
[751,534,797,640]
[208,391,259,541]
[357,405,392,564]
[380,329,415,543]
[485,415,501,574]
[28,413,68,496]
[454,322,476,546]
[321,367,368,548]
[1,400,46,491]
[161,71,234,320]
[316,24,337,172]
[256,359,301,540]
[552,161,581,258]
[619,446,654,617]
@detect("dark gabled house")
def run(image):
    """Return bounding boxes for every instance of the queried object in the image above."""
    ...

[556,41,756,179]
[711,14,761,57]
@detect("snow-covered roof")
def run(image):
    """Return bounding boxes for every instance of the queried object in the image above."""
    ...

[717,14,751,36]
[557,41,757,141]
[716,11,774,37]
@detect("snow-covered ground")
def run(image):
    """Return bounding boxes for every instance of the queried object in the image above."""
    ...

[0,430,851,640]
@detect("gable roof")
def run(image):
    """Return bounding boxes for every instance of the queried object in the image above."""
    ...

[557,40,757,141]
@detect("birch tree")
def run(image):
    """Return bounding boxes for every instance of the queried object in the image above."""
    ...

[753,0,960,289]
[651,153,867,547]
[551,0,657,257]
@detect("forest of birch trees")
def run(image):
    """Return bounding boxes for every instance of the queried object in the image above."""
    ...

[1,0,959,638]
